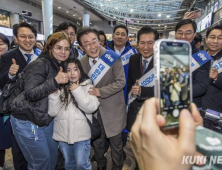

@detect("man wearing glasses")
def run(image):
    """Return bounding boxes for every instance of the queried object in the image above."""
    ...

[55,22,84,60]
[78,27,126,170]
[0,22,38,170]
[175,19,211,109]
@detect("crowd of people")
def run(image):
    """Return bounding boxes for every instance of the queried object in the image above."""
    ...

[0,11,222,170]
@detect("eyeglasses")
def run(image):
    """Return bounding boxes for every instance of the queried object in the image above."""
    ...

[207,36,222,41]
[18,35,35,40]
[176,31,194,37]
[53,46,71,53]
[82,40,100,50]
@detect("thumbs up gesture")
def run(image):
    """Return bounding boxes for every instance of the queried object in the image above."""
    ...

[132,80,141,96]
[55,67,68,84]
[9,58,20,76]
[209,67,218,81]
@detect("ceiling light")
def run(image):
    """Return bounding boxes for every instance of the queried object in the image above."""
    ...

[114,16,116,19]
[167,15,170,18]
[79,17,81,19]
[130,9,133,12]
[158,25,160,26]
[115,7,118,10]
[58,6,61,9]
[100,4,103,6]
[158,14,161,17]
[90,23,92,24]
[66,11,69,13]
[73,14,75,16]
[165,26,167,27]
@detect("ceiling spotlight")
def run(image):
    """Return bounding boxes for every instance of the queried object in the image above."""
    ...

[79,17,81,19]
[167,15,170,18]
[130,9,133,12]
[73,14,75,16]
[66,11,69,13]
[90,23,92,24]
[58,6,61,9]
[165,25,167,27]
[114,16,116,19]
[158,14,161,17]
[158,25,160,26]
[115,7,118,10]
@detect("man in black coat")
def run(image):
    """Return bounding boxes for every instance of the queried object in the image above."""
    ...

[175,19,211,109]
[126,26,159,132]
[202,25,222,113]
[0,22,38,170]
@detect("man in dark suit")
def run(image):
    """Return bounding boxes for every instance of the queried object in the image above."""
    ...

[126,26,159,132]
[175,19,211,109]
[126,26,159,170]
[0,22,38,170]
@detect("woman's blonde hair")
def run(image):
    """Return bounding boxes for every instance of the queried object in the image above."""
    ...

[43,32,71,57]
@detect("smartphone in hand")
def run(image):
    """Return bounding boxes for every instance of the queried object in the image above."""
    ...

[154,39,192,130]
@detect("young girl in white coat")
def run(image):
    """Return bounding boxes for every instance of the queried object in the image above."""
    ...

[48,58,100,170]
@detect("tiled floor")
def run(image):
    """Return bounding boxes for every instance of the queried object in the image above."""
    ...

[4,141,136,170]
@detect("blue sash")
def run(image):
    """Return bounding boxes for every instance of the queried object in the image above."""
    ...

[191,51,212,72]
[88,50,119,86]
[212,57,222,73]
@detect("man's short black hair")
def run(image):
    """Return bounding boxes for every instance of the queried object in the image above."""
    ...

[14,22,37,37]
[77,27,99,46]
[194,33,202,44]
[206,25,222,38]
[137,26,159,42]
[55,22,77,34]
[113,24,128,35]
[175,19,197,33]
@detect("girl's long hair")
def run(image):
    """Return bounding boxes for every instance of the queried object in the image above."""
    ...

[60,58,89,108]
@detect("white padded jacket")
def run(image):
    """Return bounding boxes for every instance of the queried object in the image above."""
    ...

[48,79,100,144]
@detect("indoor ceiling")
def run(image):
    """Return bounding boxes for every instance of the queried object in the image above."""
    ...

[77,0,196,31]
[33,0,103,22]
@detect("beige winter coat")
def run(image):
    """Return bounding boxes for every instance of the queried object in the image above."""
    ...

[48,79,100,144]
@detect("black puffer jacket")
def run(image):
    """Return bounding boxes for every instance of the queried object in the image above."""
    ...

[11,53,60,127]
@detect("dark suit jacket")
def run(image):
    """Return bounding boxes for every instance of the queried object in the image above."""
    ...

[126,53,154,131]
[0,48,27,89]
[191,41,211,108]
[202,50,222,112]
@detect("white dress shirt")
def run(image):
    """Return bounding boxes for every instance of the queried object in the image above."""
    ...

[114,46,125,55]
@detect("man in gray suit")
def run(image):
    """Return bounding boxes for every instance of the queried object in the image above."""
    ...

[77,27,126,170]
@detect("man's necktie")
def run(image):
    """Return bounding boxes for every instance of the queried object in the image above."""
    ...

[25,54,32,64]
[93,59,97,65]
[142,59,148,75]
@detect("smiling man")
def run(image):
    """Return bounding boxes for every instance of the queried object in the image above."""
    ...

[127,26,159,131]
[126,26,159,170]
[202,25,222,114]
[107,25,137,103]
[0,22,39,170]
[78,27,126,170]
[175,19,211,109]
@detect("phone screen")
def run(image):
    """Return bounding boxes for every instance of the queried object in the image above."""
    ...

[159,41,191,128]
